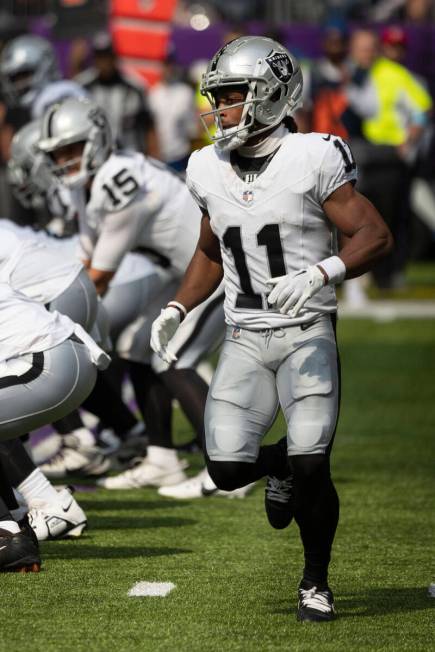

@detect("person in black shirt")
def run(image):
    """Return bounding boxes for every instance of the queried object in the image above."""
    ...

[76,33,159,158]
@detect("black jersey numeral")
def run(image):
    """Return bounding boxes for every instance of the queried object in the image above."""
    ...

[223,224,286,309]
[333,138,356,173]
[102,168,139,207]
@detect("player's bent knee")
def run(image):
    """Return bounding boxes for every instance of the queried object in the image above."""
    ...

[287,410,336,456]
[206,460,253,491]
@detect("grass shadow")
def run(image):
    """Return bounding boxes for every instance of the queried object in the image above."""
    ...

[89,515,196,530]
[80,499,189,511]
[267,587,435,619]
[339,587,435,617]
[41,543,192,560]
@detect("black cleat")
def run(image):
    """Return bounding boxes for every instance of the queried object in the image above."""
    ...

[265,475,294,529]
[19,514,39,548]
[0,528,41,573]
[297,580,336,622]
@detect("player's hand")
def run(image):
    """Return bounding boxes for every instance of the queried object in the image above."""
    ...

[150,307,181,364]
[267,265,325,317]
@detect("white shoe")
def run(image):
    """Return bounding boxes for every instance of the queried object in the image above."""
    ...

[96,457,189,490]
[158,468,256,499]
[27,488,87,541]
[40,441,110,479]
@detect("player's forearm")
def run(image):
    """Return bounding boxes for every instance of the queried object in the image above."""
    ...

[173,249,223,312]
[338,223,393,279]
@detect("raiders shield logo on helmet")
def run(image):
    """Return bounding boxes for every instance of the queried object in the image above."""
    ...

[265,52,293,83]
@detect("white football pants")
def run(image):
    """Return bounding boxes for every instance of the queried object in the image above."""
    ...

[205,314,339,461]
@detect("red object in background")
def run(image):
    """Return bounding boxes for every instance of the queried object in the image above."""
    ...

[111,0,177,22]
[110,0,178,86]
[121,62,163,87]
[112,24,170,60]
[312,89,349,140]
[381,25,408,47]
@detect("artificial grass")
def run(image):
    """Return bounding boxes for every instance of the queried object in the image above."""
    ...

[1,318,435,652]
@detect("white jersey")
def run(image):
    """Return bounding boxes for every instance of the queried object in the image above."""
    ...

[52,233,156,288]
[187,132,357,329]
[0,282,76,362]
[76,151,202,276]
[0,224,82,304]
[0,219,156,290]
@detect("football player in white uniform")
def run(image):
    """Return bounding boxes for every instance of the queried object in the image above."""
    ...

[37,98,225,490]
[150,36,393,621]
[6,121,150,468]
[0,276,110,571]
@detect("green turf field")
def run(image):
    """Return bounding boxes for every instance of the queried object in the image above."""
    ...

[2,317,435,652]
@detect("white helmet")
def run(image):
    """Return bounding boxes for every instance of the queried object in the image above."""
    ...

[200,35,303,151]
[0,35,59,108]
[7,119,52,210]
[38,97,113,189]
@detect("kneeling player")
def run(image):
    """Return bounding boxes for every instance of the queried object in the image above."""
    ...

[0,280,109,570]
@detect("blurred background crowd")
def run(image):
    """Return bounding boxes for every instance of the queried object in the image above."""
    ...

[1,0,435,296]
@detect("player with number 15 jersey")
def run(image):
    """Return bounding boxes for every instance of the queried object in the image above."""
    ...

[38,97,202,289]
[37,97,225,492]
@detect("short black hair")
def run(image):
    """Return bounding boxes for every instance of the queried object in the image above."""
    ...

[283,116,298,133]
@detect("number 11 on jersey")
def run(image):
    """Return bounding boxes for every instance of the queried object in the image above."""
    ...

[223,223,287,309]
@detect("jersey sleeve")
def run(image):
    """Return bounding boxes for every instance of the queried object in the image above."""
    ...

[91,157,143,214]
[186,150,208,211]
[317,136,358,204]
[90,201,145,272]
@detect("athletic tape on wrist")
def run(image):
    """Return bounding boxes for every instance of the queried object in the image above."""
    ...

[316,256,346,285]
[167,301,187,322]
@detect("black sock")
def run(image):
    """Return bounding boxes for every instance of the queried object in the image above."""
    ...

[128,362,173,447]
[0,497,12,522]
[52,410,83,434]
[0,457,20,511]
[290,454,339,587]
[159,368,208,448]
[82,370,138,437]
[0,438,36,488]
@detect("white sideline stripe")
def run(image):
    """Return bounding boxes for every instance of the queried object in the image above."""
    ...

[128,581,175,597]
[340,300,435,321]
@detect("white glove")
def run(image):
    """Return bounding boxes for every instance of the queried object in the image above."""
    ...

[150,306,182,364]
[267,265,326,317]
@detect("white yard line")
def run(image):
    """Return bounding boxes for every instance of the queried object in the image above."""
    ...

[128,581,175,597]
[339,300,435,321]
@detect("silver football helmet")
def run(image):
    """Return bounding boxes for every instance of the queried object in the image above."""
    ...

[38,97,113,189]
[7,120,52,209]
[0,35,59,108]
[200,36,303,150]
